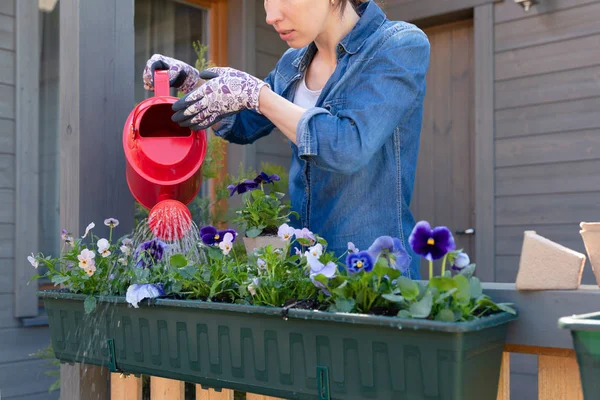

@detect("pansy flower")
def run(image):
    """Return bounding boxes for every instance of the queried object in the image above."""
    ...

[277,223,295,241]
[346,251,374,274]
[219,232,234,256]
[253,172,280,185]
[200,225,237,246]
[104,218,119,228]
[134,239,167,268]
[227,179,259,197]
[126,283,165,308]
[408,221,456,261]
[367,236,411,273]
[451,252,470,271]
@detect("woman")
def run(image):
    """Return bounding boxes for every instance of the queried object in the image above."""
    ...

[143,0,430,278]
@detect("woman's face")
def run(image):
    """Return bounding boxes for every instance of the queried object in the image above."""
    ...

[264,0,333,48]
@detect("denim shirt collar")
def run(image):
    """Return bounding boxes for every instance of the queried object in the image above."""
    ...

[292,1,386,70]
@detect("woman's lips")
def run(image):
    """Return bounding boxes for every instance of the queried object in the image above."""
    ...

[278,30,294,41]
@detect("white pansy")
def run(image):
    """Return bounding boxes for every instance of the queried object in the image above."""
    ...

[77,248,96,269]
[82,222,95,238]
[97,238,111,258]
[306,243,323,258]
[120,245,131,257]
[27,253,39,269]
[277,223,295,241]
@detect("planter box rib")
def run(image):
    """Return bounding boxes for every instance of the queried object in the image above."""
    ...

[41,291,516,400]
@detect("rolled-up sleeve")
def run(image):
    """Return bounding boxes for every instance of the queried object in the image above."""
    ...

[295,29,430,175]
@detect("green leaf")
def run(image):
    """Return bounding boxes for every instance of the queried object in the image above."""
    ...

[435,288,457,304]
[397,276,420,300]
[409,291,432,318]
[170,254,188,268]
[332,280,350,298]
[452,275,471,305]
[397,310,411,318]
[382,294,406,303]
[313,274,329,287]
[429,277,457,292]
[206,246,223,260]
[476,295,496,308]
[84,296,97,315]
[177,265,197,280]
[335,298,355,313]
[296,238,312,247]
[435,309,456,322]
[373,259,402,280]
[459,264,476,279]
[51,275,70,285]
[245,227,262,238]
[28,274,42,284]
[497,303,517,315]
[469,276,483,299]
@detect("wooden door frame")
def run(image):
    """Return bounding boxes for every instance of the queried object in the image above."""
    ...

[386,3,498,281]
[186,0,230,223]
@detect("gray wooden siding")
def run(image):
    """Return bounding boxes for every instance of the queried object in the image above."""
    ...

[0,2,58,399]
[493,0,600,283]
[253,0,291,170]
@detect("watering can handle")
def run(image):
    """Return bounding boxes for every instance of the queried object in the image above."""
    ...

[154,70,170,97]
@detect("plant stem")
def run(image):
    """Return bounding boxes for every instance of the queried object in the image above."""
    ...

[429,260,433,280]
[441,254,448,276]
[109,227,113,243]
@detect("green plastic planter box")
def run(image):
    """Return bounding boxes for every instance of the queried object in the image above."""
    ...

[41,290,517,400]
[559,312,600,399]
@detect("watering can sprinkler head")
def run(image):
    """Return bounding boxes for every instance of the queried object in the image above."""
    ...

[148,199,192,241]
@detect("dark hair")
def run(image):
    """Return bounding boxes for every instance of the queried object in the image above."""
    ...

[335,0,368,16]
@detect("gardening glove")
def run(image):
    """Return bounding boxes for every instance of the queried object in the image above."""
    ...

[171,67,270,131]
[143,54,202,94]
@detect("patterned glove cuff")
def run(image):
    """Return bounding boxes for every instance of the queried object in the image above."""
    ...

[178,67,202,94]
[254,82,271,115]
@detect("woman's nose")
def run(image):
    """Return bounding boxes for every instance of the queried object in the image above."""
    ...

[265,1,283,25]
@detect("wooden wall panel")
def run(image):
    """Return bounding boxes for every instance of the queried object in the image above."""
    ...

[495,2,600,52]
[495,129,600,167]
[496,160,600,196]
[494,0,599,23]
[495,33,600,81]
[496,192,600,226]
[495,65,600,110]
[0,14,14,50]
[495,97,600,139]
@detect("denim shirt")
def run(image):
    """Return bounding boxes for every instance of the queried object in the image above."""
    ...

[214,1,430,278]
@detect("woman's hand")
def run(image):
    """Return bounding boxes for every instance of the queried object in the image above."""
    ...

[143,54,201,94]
[171,67,269,131]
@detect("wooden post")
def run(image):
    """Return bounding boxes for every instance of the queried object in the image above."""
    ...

[151,377,185,399]
[246,394,283,400]
[196,386,235,400]
[538,352,583,400]
[496,352,510,400]
[14,0,40,318]
[111,373,143,400]
[58,0,134,398]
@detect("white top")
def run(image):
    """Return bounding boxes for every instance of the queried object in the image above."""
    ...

[293,74,322,109]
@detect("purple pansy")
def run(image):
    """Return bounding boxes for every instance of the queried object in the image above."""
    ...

[367,236,411,273]
[126,283,165,308]
[254,172,280,185]
[295,228,315,243]
[346,251,375,274]
[133,239,167,268]
[227,179,259,197]
[200,225,237,246]
[409,221,456,261]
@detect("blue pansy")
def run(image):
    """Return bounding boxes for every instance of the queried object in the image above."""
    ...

[346,251,374,274]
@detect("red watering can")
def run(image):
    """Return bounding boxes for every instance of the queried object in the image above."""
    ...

[123,70,207,240]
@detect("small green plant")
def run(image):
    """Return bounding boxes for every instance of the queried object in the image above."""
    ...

[228,172,297,238]
[30,343,60,392]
